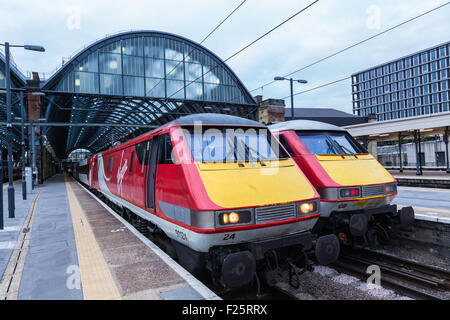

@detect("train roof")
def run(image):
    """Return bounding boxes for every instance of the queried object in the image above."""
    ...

[98,113,266,156]
[269,120,346,133]
[164,113,266,128]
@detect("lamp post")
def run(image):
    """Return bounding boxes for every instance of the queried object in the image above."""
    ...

[0,147,3,230]
[1,42,45,218]
[20,91,26,200]
[274,77,307,120]
[444,127,450,174]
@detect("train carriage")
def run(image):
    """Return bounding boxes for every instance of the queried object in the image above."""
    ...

[270,120,415,246]
[76,159,89,186]
[83,114,339,288]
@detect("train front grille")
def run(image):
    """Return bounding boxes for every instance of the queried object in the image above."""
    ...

[361,184,386,197]
[255,203,296,224]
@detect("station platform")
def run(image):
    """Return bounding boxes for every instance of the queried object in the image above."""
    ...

[395,186,450,225]
[390,170,450,189]
[0,174,218,300]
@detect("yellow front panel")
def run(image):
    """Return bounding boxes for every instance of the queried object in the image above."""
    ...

[196,159,316,208]
[316,154,395,186]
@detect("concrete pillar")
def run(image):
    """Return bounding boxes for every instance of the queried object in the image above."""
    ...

[413,130,423,176]
[444,127,449,173]
[26,72,41,185]
[398,133,403,173]
[367,140,378,159]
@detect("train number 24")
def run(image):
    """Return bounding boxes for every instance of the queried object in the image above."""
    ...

[223,233,235,240]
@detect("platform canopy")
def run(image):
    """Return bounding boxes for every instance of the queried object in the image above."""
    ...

[41,31,257,158]
[0,52,26,152]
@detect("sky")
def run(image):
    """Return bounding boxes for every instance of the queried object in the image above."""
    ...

[1,0,449,114]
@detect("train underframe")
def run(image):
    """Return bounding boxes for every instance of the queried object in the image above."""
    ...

[313,204,415,247]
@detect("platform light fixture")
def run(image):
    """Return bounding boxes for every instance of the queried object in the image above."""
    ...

[274,76,308,120]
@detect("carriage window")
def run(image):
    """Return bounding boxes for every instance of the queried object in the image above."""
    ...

[135,142,147,165]
[129,151,135,172]
[107,157,114,172]
[158,134,174,164]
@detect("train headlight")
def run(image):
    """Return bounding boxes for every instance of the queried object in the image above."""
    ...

[297,200,318,216]
[217,210,252,227]
[228,212,240,223]
[339,188,361,198]
[385,183,397,194]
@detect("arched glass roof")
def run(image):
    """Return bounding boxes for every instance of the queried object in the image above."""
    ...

[41,31,257,158]
[0,52,26,152]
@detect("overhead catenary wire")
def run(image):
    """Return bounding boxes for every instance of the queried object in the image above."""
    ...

[280,76,351,99]
[166,0,320,100]
[248,1,450,95]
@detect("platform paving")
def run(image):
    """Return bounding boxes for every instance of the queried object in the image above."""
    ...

[0,174,218,300]
[395,186,450,224]
[18,175,82,300]
[0,182,40,297]
[390,170,450,189]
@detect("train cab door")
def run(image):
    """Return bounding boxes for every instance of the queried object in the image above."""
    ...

[145,136,160,211]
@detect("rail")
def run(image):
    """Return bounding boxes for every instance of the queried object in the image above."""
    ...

[333,248,450,300]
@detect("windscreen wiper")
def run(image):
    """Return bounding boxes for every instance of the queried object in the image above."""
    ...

[335,143,355,155]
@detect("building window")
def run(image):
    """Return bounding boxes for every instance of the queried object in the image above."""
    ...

[442,91,448,102]
[421,52,428,63]
[405,69,412,78]
[430,49,437,60]
[430,61,438,71]
[431,72,438,81]
[406,57,412,68]
[439,46,447,58]
[431,83,439,93]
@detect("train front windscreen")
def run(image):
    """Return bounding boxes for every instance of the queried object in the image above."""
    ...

[184,127,290,163]
[296,131,367,155]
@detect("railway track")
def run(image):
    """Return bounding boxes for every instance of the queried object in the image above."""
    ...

[333,248,450,300]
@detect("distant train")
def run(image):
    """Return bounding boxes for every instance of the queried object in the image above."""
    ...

[73,114,339,289]
[270,120,414,246]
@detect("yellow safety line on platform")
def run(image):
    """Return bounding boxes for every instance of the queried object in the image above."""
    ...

[64,175,121,300]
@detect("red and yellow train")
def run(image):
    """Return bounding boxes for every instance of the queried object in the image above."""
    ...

[270,120,414,246]
[74,114,339,288]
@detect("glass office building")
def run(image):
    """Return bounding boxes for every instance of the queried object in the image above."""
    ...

[352,41,450,121]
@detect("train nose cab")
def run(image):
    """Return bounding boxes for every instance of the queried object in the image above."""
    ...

[270,120,414,246]
[163,115,339,286]
[92,114,340,289]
